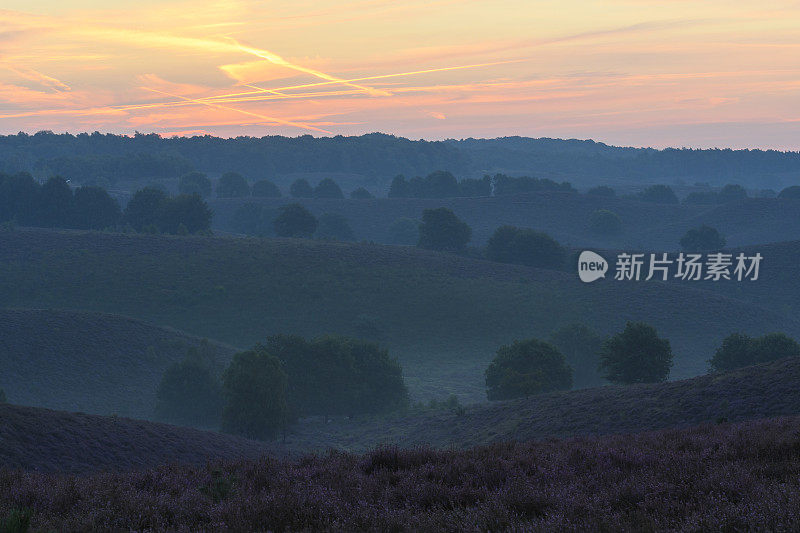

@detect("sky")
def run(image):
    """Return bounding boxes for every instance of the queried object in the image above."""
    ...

[2,0,800,149]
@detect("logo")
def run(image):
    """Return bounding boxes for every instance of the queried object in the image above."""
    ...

[578,251,608,283]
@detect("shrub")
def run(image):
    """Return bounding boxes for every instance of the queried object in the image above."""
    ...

[0,507,32,533]
[638,184,678,204]
[313,178,344,199]
[216,172,250,198]
[179,171,212,198]
[222,349,288,440]
[485,339,572,400]
[599,322,672,384]
[251,179,282,198]
[588,209,622,236]
[274,203,318,238]
[154,347,223,428]
[486,225,565,269]
[350,187,373,199]
[418,207,471,252]
[680,224,726,252]
[548,323,607,389]
[289,179,313,198]
[315,213,355,241]
[709,332,800,372]
[388,218,419,245]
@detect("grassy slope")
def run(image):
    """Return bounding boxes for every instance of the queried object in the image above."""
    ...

[0,229,796,403]
[0,403,269,473]
[0,308,236,419]
[283,356,800,453]
[211,194,800,249]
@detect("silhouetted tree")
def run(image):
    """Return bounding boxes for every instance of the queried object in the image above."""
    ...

[485,339,572,400]
[586,185,616,197]
[158,194,213,234]
[313,178,344,199]
[38,176,73,227]
[216,172,250,198]
[350,187,373,199]
[680,224,726,252]
[222,349,288,440]
[486,225,565,269]
[290,178,313,198]
[422,170,460,198]
[709,332,800,372]
[638,184,678,204]
[155,348,223,428]
[418,207,471,252]
[588,209,622,235]
[549,324,607,389]
[599,322,672,384]
[274,203,318,238]
[72,186,121,229]
[124,187,168,231]
[717,184,748,203]
[0,172,40,225]
[778,185,800,199]
[178,171,212,198]
[388,175,411,198]
[315,213,354,241]
[388,217,419,245]
[251,179,282,198]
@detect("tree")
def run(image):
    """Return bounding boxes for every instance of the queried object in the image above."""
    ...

[350,187,373,199]
[485,339,572,400]
[586,185,616,197]
[486,225,565,269]
[72,186,121,229]
[313,178,344,199]
[680,224,726,252]
[709,332,800,372]
[548,324,607,389]
[158,194,213,234]
[388,175,411,198]
[315,213,354,241]
[0,172,39,225]
[638,184,678,204]
[154,348,223,428]
[388,217,419,245]
[274,203,318,238]
[124,187,168,231]
[588,209,622,236]
[178,171,212,198]
[417,207,471,252]
[599,322,672,384]
[778,185,800,199]
[216,172,250,198]
[38,176,73,227]
[290,178,313,198]
[251,179,282,198]
[422,170,460,198]
[222,349,288,439]
[717,184,747,203]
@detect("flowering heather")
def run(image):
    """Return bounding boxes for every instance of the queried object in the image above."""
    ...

[3,416,800,531]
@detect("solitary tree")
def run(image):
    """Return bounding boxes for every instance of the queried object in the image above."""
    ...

[680,224,726,252]
[485,339,572,400]
[274,203,318,238]
[222,349,288,440]
[251,179,282,198]
[216,172,250,198]
[486,225,565,269]
[179,171,212,198]
[599,322,672,384]
[290,178,313,198]
[709,332,800,372]
[313,178,344,199]
[417,207,471,252]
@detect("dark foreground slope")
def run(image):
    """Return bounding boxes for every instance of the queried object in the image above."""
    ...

[284,356,800,452]
[0,309,236,419]
[0,229,796,402]
[0,404,269,473]
[3,416,800,531]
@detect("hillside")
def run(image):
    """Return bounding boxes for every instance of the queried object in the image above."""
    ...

[0,229,796,403]
[3,415,800,530]
[276,356,800,453]
[0,403,269,473]
[0,309,236,419]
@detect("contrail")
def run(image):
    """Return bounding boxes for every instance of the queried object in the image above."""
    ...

[140,87,333,134]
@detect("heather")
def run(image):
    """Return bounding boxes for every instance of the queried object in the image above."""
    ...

[3,416,800,531]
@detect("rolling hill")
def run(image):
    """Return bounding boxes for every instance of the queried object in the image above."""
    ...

[0,308,236,419]
[0,228,796,403]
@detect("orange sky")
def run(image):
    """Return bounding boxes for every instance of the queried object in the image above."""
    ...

[2,0,800,148]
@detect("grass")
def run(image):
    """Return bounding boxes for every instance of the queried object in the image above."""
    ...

[3,415,800,530]
[0,228,796,407]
